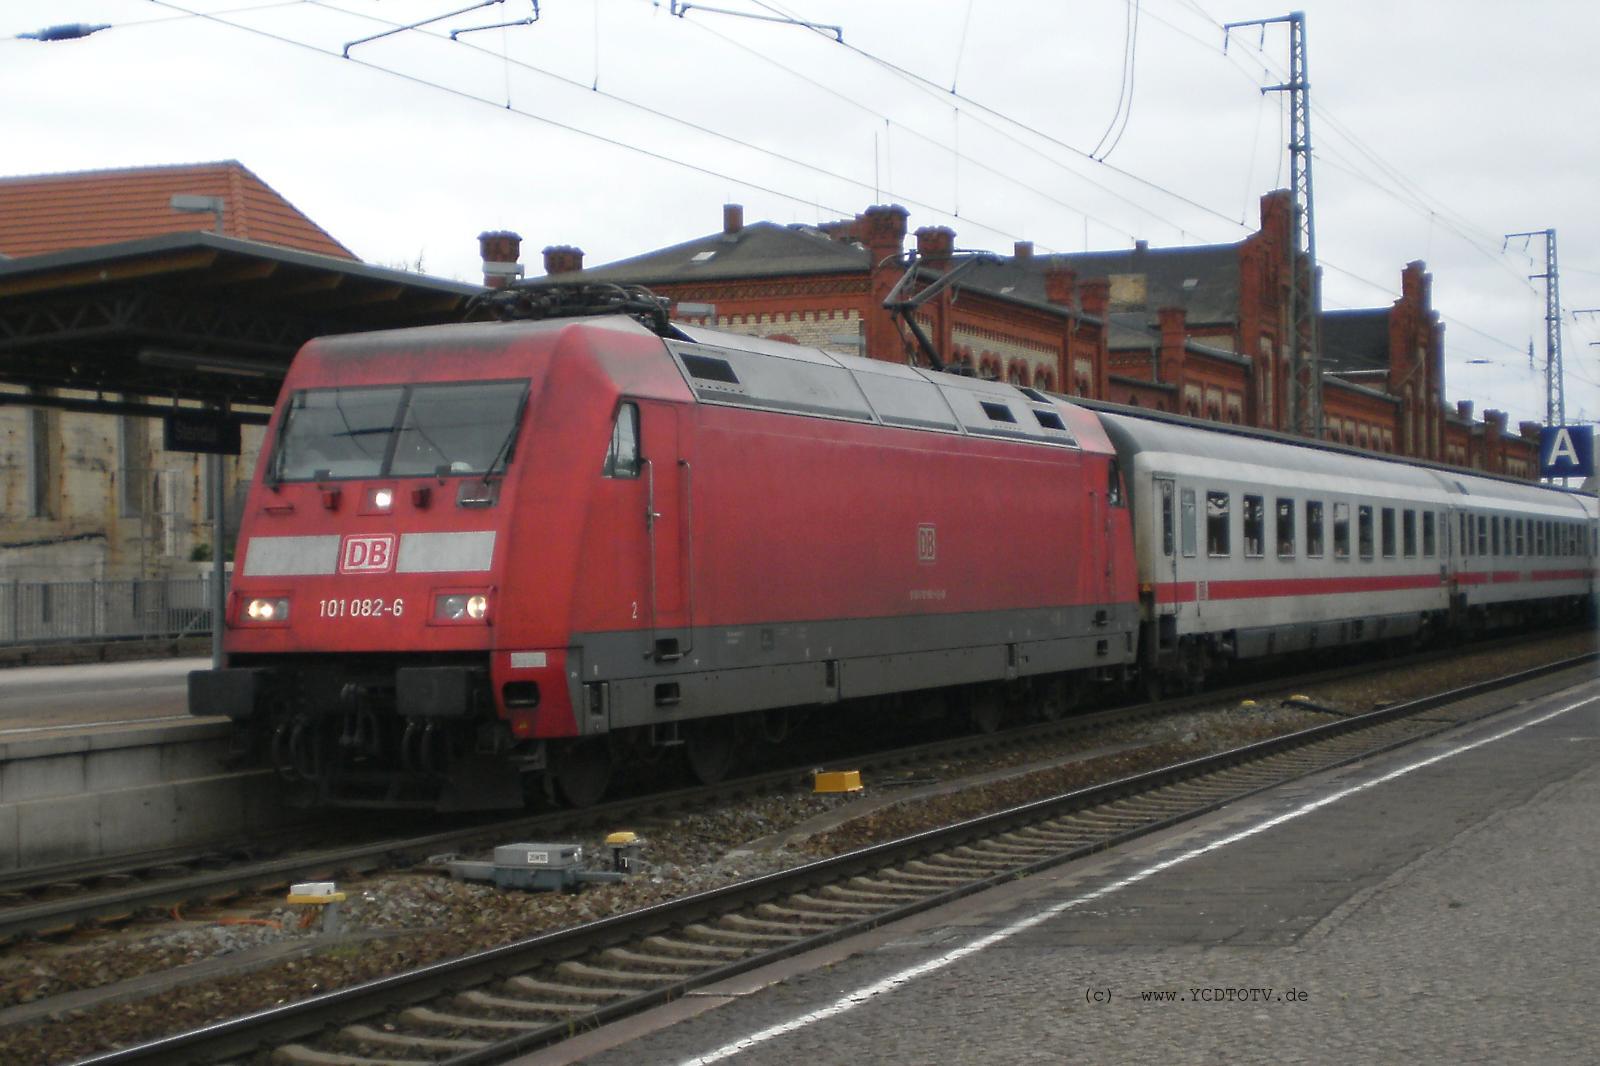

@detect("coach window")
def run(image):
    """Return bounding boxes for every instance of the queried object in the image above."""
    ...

[602,402,640,478]
[1306,500,1324,557]
[1243,495,1264,557]
[1516,519,1526,556]
[1207,491,1231,557]
[1460,514,1470,557]
[1333,502,1350,559]
[1491,515,1501,557]
[1422,511,1436,556]
[1276,497,1295,557]
[1478,515,1489,556]
[1358,505,1374,560]
[1381,507,1396,558]
[1402,510,1416,557]
[1160,481,1175,556]
[1180,488,1197,557]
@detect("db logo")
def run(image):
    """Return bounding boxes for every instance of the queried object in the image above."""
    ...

[917,523,937,564]
[340,534,396,574]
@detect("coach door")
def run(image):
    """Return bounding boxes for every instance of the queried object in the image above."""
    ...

[638,402,693,662]
[1154,477,1180,617]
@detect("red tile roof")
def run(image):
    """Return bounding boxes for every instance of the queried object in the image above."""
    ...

[0,160,355,260]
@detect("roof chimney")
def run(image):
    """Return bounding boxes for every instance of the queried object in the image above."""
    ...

[1457,400,1474,421]
[1013,240,1034,262]
[1134,239,1149,254]
[915,225,956,271]
[478,230,523,289]
[722,203,744,237]
[542,245,585,276]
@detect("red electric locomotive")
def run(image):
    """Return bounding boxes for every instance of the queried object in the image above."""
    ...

[191,288,1141,808]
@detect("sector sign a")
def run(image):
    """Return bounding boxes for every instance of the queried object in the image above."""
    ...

[1538,424,1595,478]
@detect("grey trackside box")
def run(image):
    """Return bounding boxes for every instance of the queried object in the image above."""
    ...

[493,843,582,869]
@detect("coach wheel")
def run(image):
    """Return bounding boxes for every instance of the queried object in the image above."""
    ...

[553,740,612,808]
[969,689,1004,734]
[685,721,738,785]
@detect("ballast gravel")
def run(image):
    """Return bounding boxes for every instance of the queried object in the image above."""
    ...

[0,631,1590,1064]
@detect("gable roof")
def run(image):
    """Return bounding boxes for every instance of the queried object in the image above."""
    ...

[579,221,870,284]
[1321,307,1391,373]
[958,244,1242,328]
[0,160,355,260]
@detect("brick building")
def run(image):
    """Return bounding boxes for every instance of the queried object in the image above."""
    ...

[526,190,1539,477]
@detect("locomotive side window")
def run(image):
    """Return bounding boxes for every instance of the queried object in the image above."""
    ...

[1358,505,1374,560]
[1381,507,1396,558]
[1242,495,1264,557]
[603,402,640,479]
[1402,510,1417,557]
[1180,488,1197,557]
[1276,497,1295,557]
[1333,502,1350,559]
[1206,491,1231,557]
[1160,480,1174,557]
[1423,512,1436,556]
[1306,500,1324,557]
[1107,460,1125,507]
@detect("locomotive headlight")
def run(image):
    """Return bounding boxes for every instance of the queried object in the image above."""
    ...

[373,489,394,510]
[434,592,490,622]
[245,597,290,622]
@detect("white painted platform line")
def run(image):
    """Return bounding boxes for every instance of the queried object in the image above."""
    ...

[678,694,1600,1066]
[0,714,192,738]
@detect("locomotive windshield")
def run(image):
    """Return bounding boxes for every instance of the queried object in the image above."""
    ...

[271,380,529,482]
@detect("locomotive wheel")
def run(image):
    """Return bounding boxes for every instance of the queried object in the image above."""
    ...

[685,721,738,785]
[553,740,612,808]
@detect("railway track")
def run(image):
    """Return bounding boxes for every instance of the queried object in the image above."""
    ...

[72,651,1595,1065]
[0,629,1578,945]
[0,631,1557,945]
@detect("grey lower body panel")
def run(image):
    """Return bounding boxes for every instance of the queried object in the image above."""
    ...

[1231,611,1423,659]
[571,604,1139,733]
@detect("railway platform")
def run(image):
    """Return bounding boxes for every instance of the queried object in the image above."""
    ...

[541,671,1600,1065]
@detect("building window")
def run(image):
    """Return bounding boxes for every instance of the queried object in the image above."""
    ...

[27,406,53,519]
[119,414,147,518]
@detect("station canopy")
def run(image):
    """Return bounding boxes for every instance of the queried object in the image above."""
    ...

[0,232,481,424]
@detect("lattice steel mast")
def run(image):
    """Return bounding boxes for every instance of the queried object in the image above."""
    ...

[1505,228,1563,427]
[1226,11,1321,438]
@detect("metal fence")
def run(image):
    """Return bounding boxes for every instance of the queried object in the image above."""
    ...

[0,575,225,646]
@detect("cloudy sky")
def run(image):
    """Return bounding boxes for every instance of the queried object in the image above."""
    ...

[6,0,1598,432]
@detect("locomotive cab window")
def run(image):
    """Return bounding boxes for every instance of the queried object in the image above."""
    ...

[1333,502,1350,559]
[273,380,529,482]
[1207,491,1231,557]
[603,402,640,479]
[1243,495,1264,558]
[1276,497,1295,557]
